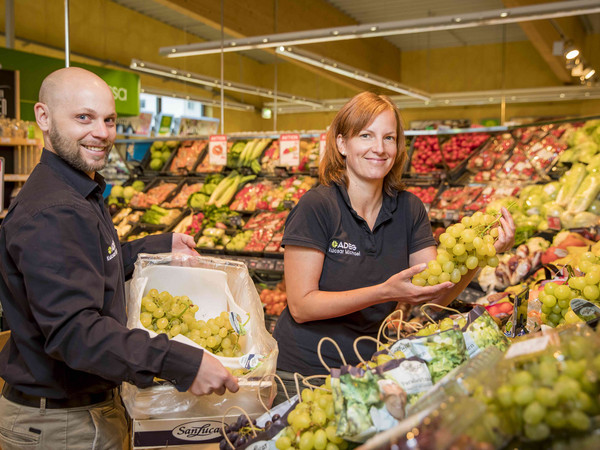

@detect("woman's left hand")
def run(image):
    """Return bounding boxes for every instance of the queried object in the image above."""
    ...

[493,207,516,254]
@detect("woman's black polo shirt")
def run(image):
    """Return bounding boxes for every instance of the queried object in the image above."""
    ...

[273,183,435,375]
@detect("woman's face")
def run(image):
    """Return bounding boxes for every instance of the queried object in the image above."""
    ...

[337,109,398,185]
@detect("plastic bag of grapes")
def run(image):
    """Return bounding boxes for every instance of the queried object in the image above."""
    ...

[462,305,510,358]
[465,324,600,446]
[123,253,278,419]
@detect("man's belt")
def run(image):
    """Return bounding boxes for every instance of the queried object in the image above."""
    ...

[1,383,114,409]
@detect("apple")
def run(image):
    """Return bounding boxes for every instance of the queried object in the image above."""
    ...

[110,185,124,198]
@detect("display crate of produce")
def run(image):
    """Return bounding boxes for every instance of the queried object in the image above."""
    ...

[166,139,207,175]
[466,133,515,183]
[139,206,186,230]
[186,174,225,211]
[440,131,490,171]
[264,231,284,255]
[229,179,276,212]
[524,134,568,175]
[195,206,246,252]
[122,225,163,242]
[429,185,484,221]
[241,211,289,253]
[267,175,317,211]
[139,140,179,174]
[405,183,440,211]
[289,136,320,174]
[494,143,545,182]
[171,211,204,238]
[114,208,144,242]
[512,124,550,144]
[407,135,444,176]
[227,138,272,173]
[260,139,280,175]
[464,184,522,213]
[161,179,205,209]
[128,178,182,209]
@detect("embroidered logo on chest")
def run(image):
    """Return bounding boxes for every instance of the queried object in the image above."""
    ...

[106,240,118,261]
[328,239,361,256]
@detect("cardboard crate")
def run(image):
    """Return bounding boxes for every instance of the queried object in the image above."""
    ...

[132,412,259,449]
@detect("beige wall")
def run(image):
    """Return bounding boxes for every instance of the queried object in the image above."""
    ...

[0,0,597,133]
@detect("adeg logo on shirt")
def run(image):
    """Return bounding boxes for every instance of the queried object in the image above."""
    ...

[328,239,360,256]
[106,240,118,261]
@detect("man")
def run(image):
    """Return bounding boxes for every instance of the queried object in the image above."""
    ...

[0,67,238,449]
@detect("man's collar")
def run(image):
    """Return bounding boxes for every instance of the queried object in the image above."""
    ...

[40,149,105,198]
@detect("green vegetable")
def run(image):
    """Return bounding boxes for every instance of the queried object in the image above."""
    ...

[514,225,538,247]
[208,172,239,205]
[187,192,208,210]
[555,163,587,208]
[568,173,600,213]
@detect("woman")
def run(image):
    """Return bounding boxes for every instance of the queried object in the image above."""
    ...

[272,92,514,384]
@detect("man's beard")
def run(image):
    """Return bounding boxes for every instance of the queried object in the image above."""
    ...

[49,127,112,174]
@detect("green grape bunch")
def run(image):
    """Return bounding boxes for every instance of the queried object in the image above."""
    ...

[415,316,467,337]
[412,211,502,287]
[539,251,600,328]
[276,379,349,450]
[475,333,600,443]
[140,289,244,358]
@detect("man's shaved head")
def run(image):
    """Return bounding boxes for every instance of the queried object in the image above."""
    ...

[34,67,117,178]
[39,67,112,107]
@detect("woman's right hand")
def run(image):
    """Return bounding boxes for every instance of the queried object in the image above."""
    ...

[383,264,454,305]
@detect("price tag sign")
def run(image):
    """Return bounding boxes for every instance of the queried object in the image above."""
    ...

[279,133,300,167]
[319,133,327,161]
[208,135,227,166]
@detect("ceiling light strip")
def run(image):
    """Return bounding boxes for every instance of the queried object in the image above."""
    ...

[130,59,324,108]
[141,87,255,112]
[275,47,430,101]
[159,0,600,57]
[265,86,600,113]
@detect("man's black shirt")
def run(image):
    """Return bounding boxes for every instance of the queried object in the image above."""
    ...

[0,150,203,398]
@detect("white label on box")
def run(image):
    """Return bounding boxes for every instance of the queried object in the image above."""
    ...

[209,135,227,165]
[279,134,300,166]
[319,133,326,161]
[504,335,550,360]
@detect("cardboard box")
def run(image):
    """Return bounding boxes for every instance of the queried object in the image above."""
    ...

[132,413,259,449]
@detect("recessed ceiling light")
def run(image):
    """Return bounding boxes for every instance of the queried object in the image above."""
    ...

[500,12,509,18]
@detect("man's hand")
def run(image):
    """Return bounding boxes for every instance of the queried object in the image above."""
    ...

[172,233,199,256]
[188,352,239,396]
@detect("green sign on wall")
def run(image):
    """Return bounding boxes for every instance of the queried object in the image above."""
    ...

[0,48,140,120]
